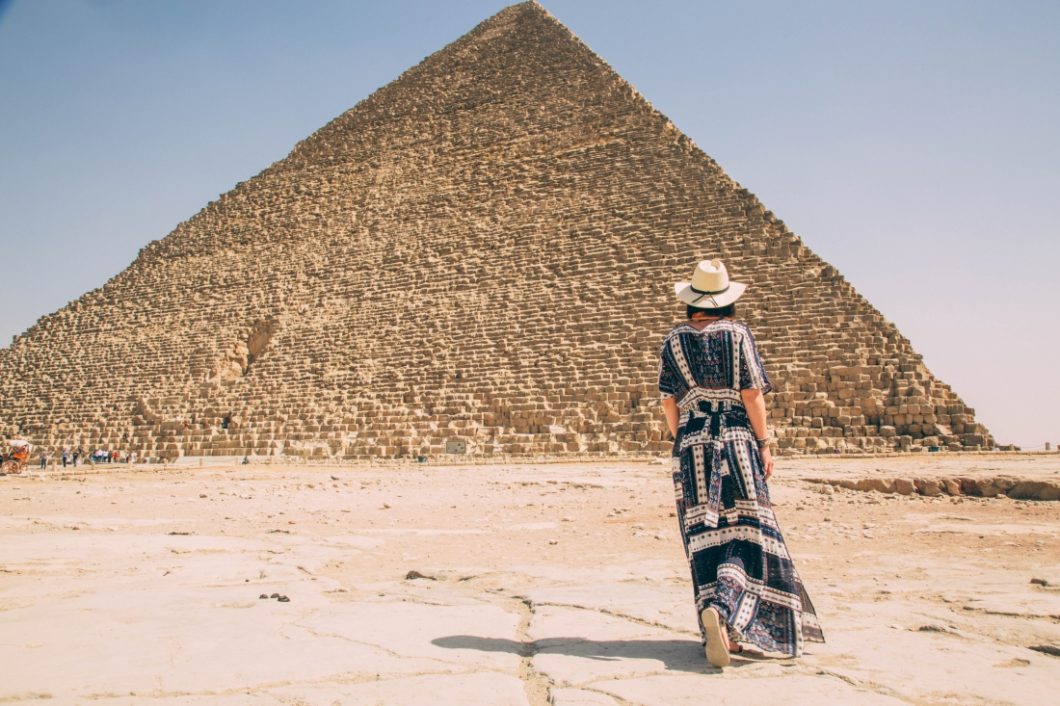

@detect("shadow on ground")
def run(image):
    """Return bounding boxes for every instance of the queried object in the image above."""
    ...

[434,635,714,673]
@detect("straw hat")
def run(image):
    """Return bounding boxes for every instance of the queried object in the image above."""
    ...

[674,259,746,307]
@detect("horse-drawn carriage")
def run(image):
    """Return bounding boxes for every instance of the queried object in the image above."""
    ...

[1,439,32,474]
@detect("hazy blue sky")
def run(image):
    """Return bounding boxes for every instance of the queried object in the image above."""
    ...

[1,0,1057,448]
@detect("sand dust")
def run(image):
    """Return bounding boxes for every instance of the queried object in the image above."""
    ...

[1,455,1057,705]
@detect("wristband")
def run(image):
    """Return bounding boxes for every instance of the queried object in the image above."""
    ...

[755,437,770,450]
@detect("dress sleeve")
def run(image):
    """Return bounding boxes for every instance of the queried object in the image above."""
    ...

[738,327,773,394]
[658,338,682,400]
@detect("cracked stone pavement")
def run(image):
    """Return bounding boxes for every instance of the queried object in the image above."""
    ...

[0,456,1057,705]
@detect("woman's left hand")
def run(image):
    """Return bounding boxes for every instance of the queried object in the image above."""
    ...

[761,447,774,479]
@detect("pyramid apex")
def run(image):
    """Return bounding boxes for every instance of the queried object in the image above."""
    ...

[478,0,562,29]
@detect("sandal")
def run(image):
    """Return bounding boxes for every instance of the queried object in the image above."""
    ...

[701,607,732,668]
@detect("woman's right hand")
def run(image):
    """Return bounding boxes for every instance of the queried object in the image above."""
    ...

[761,446,774,479]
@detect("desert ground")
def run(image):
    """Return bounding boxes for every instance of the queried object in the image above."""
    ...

[1,454,1057,705]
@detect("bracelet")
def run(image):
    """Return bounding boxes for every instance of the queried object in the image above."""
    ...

[755,437,770,450]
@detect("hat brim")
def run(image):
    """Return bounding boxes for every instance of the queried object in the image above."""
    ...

[674,281,746,307]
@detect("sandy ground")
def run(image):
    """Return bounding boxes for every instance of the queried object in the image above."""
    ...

[1,455,1058,706]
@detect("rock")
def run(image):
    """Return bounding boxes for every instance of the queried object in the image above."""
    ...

[1008,481,1060,501]
[862,478,894,493]
[915,478,942,497]
[974,479,1002,498]
[1029,645,1060,657]
[893,478,916,495]
[405,570,436,581]
[992,477,1017,492]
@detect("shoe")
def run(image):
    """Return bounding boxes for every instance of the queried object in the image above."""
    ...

[701,607,732,668]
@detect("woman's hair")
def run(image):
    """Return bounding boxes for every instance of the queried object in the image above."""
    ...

[686,303,735,319]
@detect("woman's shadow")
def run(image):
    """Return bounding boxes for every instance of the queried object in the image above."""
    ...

[432,635,713,673]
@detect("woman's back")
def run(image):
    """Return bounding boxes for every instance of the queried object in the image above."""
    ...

[658,319,772,408]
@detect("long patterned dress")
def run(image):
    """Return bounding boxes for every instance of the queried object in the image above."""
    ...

[658,319,824,656]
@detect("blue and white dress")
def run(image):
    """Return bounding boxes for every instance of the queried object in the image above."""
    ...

[658,318,824,656]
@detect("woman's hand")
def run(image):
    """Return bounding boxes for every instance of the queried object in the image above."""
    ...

[761,446,774,479]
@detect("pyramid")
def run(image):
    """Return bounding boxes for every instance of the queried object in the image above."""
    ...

[0,1,992,461]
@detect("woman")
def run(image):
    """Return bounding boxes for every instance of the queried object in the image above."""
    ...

[658,259,824,668]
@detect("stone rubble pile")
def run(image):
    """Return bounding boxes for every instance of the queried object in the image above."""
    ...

[809,476,1058,500]
[0,2,992,461]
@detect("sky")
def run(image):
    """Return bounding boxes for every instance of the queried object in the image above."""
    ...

[0,0,1057,448]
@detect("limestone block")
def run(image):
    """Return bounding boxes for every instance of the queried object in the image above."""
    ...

[893,478,916,495]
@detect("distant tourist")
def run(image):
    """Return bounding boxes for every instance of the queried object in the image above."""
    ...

[39,451,47,469]
[62,449,69,468]
[659,259,824,667]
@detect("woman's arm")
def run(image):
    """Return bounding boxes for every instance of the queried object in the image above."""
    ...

[662,397,679,438]
[740,388,775,478]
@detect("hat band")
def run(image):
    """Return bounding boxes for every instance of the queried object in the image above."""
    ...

[689,284,729,305]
